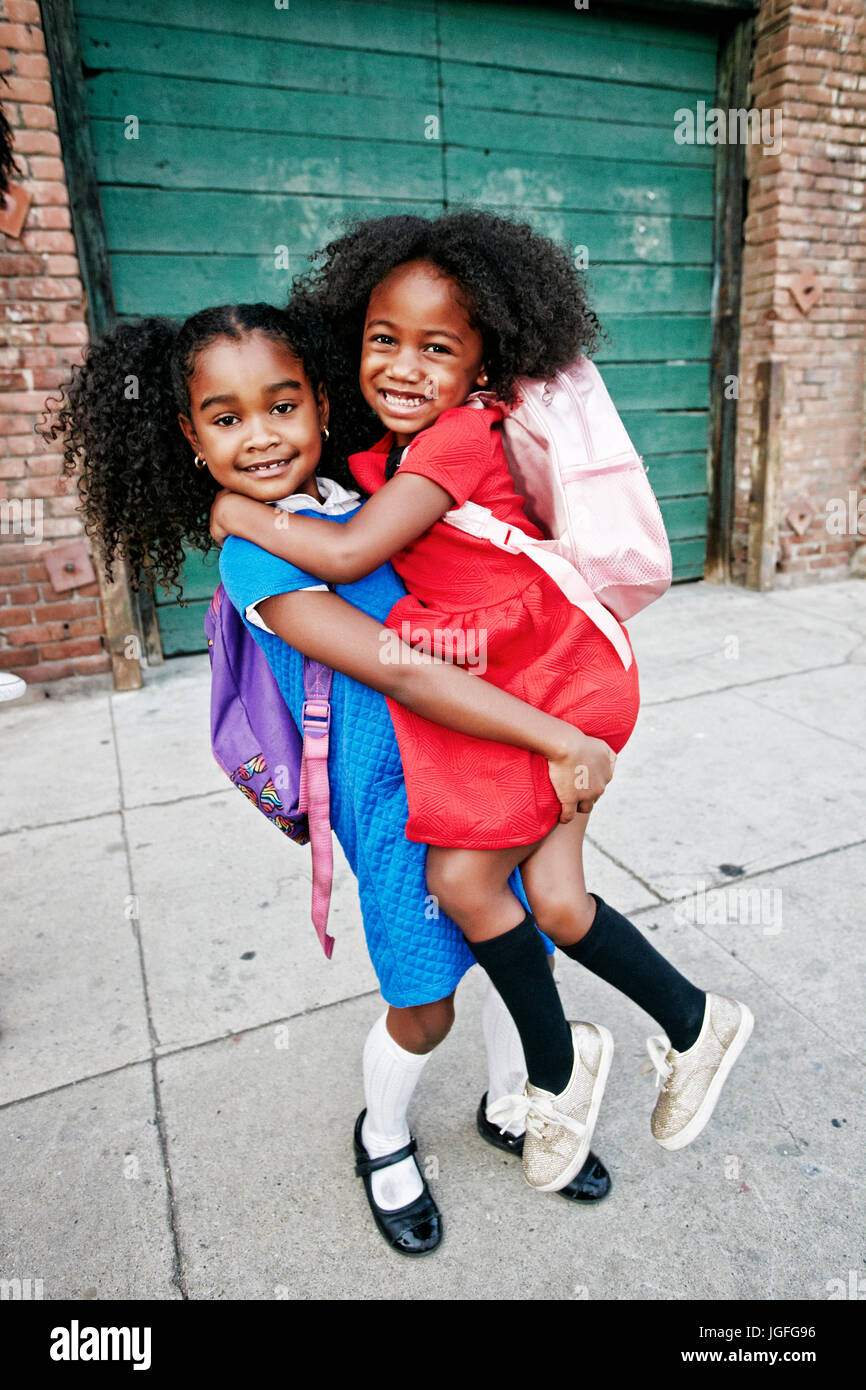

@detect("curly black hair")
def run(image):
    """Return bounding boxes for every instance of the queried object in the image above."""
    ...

[41,299,376,597]
[294,210,604,404]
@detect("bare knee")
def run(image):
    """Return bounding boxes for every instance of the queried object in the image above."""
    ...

[426,852,486,924]
[388,996,455,1054]
[530,886,597,945]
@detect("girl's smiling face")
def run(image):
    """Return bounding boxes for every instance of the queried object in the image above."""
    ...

[178,330,328,501]
[360,260,487,445]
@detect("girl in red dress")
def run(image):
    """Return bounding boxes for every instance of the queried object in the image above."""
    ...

[212,213,753,1191]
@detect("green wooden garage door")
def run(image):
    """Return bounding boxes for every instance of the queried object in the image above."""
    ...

[75,0,718,654]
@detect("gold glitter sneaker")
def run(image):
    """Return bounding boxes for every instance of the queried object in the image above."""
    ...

[645,994,754,1151]
[515,1022,614,1192]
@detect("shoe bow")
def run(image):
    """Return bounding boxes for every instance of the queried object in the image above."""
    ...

[642,1034,674,1091]
[486,1091,587,1142]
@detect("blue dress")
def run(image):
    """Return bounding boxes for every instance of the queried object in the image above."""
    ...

[219,504,549,1007]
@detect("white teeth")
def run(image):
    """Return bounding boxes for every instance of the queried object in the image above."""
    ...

[383,392,426,407]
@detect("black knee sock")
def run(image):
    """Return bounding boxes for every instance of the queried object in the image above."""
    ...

[467,914,574,1094]
[562,893,706,1052]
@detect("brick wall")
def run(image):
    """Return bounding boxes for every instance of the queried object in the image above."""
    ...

[0,0,109,684]
[733,0,866,586]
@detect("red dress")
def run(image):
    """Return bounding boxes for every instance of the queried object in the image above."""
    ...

[349,405,641,849]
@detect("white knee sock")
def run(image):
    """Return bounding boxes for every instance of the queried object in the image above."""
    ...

[482,978,529,1137]
[361,1011,431,1211]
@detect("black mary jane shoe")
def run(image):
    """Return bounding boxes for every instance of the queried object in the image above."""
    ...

[353,1110,443,1257]
[476,1092,612,1203]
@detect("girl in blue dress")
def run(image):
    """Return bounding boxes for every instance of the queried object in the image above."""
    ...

[44,298,611,1257]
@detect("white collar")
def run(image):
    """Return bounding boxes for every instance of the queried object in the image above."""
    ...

[270,476,361,516]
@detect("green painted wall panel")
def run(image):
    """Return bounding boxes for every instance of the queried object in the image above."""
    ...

[154,545,221,604]
[669,538,709,578]
[78,0,437,54]
[437,4,717,86]
[89,124,441,200]
[444,107,714,166]
[446,148,713,216]
[645,454,707,500]
[77,19,439,97]
[86,72,436,144]
[659,495,709,543]
[441,63,713,127]
[620,411,709,456]
[437,1,718,57]
[597,318,713,364]
[98,188,437,258]
[154,598,213,657]
[98,188,713,273]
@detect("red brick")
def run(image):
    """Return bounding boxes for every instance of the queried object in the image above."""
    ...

[29,157,65,182]
[9,436,41,455]
[0,370,29,389]
[45,323,87,346]
[0,22,45,50]
[72,654,112,676]
[21,230,75,253]
[15,279,81,302]
[0,390,55,412]
[0,647,39,671]
[8,584,39,605]
[2,326,42,347]
[67,617,104,639]
[7,347,56,368]
[36,599,98,623]
[2,76,52,104]
[27,456,66,477]
[19,104,55,129]
[6,621,67,647]
[0,606,39,627]
[0,311,51,338]
[3,1,43,21]
[28,206,70,229]
[0,565,24,585]
[0,252,43,275]
[18,660,77,682]
[12,51,49,79]
[39,637,104,661]
[39,519,82,538]
[43,255,80,277]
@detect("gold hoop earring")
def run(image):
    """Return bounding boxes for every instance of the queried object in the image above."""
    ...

[193,454,207,470]
[321,427,330,441]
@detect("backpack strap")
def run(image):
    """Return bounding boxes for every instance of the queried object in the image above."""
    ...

[442,501,633,670]
[299,658,335,958]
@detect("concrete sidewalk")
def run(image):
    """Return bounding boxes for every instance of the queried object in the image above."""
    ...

[1,578,864,1301]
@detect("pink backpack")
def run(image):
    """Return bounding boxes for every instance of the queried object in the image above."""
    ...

[444,357,672,670]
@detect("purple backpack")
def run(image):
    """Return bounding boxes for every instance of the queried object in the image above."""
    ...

[204,583,336,958]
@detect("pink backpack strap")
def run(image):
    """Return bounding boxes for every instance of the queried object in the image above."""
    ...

[298,659,335,958]
[443,501,634,670]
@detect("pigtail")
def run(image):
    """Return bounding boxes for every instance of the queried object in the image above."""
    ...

[41,317,219,596]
